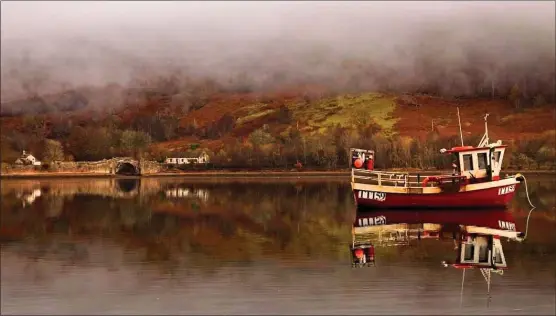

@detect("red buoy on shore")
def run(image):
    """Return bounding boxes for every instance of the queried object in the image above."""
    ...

[367,159,374,170]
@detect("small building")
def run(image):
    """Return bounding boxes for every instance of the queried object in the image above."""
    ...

[14,150,42,166]
[165,152,209,165]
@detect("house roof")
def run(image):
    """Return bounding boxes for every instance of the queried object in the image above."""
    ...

[443,145,507,155]
[166,153,208,159]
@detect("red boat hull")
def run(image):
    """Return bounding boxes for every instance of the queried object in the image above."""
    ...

[353,183,519,209]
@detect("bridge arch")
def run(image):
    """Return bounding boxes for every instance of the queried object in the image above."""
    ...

[115,161,140,176]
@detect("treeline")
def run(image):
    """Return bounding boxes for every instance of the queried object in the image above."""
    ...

[2,124,554,171]
[1,106,555,171]
[0,118,153,163]
[155,125,556,171]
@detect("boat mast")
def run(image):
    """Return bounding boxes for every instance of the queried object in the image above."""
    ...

[457,107,464,146]
[478,113,490,147]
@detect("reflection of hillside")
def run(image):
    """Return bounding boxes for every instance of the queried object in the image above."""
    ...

[0,180,353,272]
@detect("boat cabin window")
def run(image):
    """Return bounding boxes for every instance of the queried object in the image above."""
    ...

[463,244,474,261]
[493,151,501,163]
[462,154,474,171]
[478,245,489,263]
[477,152,488,169]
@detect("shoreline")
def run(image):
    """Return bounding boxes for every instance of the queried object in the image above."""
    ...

[1,169,554,179]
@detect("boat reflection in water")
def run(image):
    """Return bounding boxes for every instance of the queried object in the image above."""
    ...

[350,206,532,304]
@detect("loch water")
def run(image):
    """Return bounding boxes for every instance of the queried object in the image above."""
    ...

[1,175,555,315]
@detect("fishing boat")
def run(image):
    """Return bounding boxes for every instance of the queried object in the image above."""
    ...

[350,111,529,209]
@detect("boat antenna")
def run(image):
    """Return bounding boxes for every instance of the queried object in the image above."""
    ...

[484,113,490,144]
[457,107,464,146]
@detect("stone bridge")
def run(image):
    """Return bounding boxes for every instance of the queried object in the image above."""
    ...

[3,157,163,176]
[44,158,162,176]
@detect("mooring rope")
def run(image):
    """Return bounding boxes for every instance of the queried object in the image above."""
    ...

[518,206,536,242]
[516,173,536,242]
[519,173,536,209]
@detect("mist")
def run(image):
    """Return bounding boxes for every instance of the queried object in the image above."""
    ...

[1,1,555,103]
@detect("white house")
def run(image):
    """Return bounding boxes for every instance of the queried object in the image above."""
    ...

[14,150,42,166]
[165,152,210,165]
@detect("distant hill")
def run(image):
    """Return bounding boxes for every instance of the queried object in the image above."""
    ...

[1,85,554,170]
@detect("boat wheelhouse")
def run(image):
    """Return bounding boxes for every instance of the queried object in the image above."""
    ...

[350,112,524,209]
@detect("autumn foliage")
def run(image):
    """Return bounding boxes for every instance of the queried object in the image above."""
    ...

[1,78,554,171]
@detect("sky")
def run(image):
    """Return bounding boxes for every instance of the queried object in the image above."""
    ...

[1,1,555,102]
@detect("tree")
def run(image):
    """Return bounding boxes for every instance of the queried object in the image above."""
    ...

[43,139,64,162]
[276,104,292,124]
[0,136,20,163]
[67,126,113,161]
[248,128,275,148]
[120,130,152,159]
[509,84,522,109]
[533,94,547,107]
[22,115,48,139]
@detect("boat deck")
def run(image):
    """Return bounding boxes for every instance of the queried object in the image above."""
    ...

[351,169,467,189]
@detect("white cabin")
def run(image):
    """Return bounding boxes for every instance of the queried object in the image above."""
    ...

[442,142,506,181]
[440,114,506,181]
[14,150,42,166]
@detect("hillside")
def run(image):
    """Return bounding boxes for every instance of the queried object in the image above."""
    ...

[155,91,555,150]
[1,86,555,171]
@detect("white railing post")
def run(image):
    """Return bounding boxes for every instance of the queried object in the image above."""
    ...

[378,173,382,186]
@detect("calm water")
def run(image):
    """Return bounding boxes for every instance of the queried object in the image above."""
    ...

[1,175,555,315]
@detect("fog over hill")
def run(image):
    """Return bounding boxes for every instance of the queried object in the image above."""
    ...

[1,1,555,103]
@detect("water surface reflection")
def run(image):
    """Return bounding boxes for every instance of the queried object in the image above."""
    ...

[1,176,554,315]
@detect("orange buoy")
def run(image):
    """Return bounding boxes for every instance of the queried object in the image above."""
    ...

[422,176,439,187]
[354,248,364,258]
[354,158,363,168]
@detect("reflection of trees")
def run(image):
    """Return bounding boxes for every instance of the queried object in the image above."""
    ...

[0,178,152,201]
[45,195,65,218]
[1,180,354,274]
[2,177,554,277]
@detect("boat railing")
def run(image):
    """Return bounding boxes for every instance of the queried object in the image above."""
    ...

[351,169,466,188]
